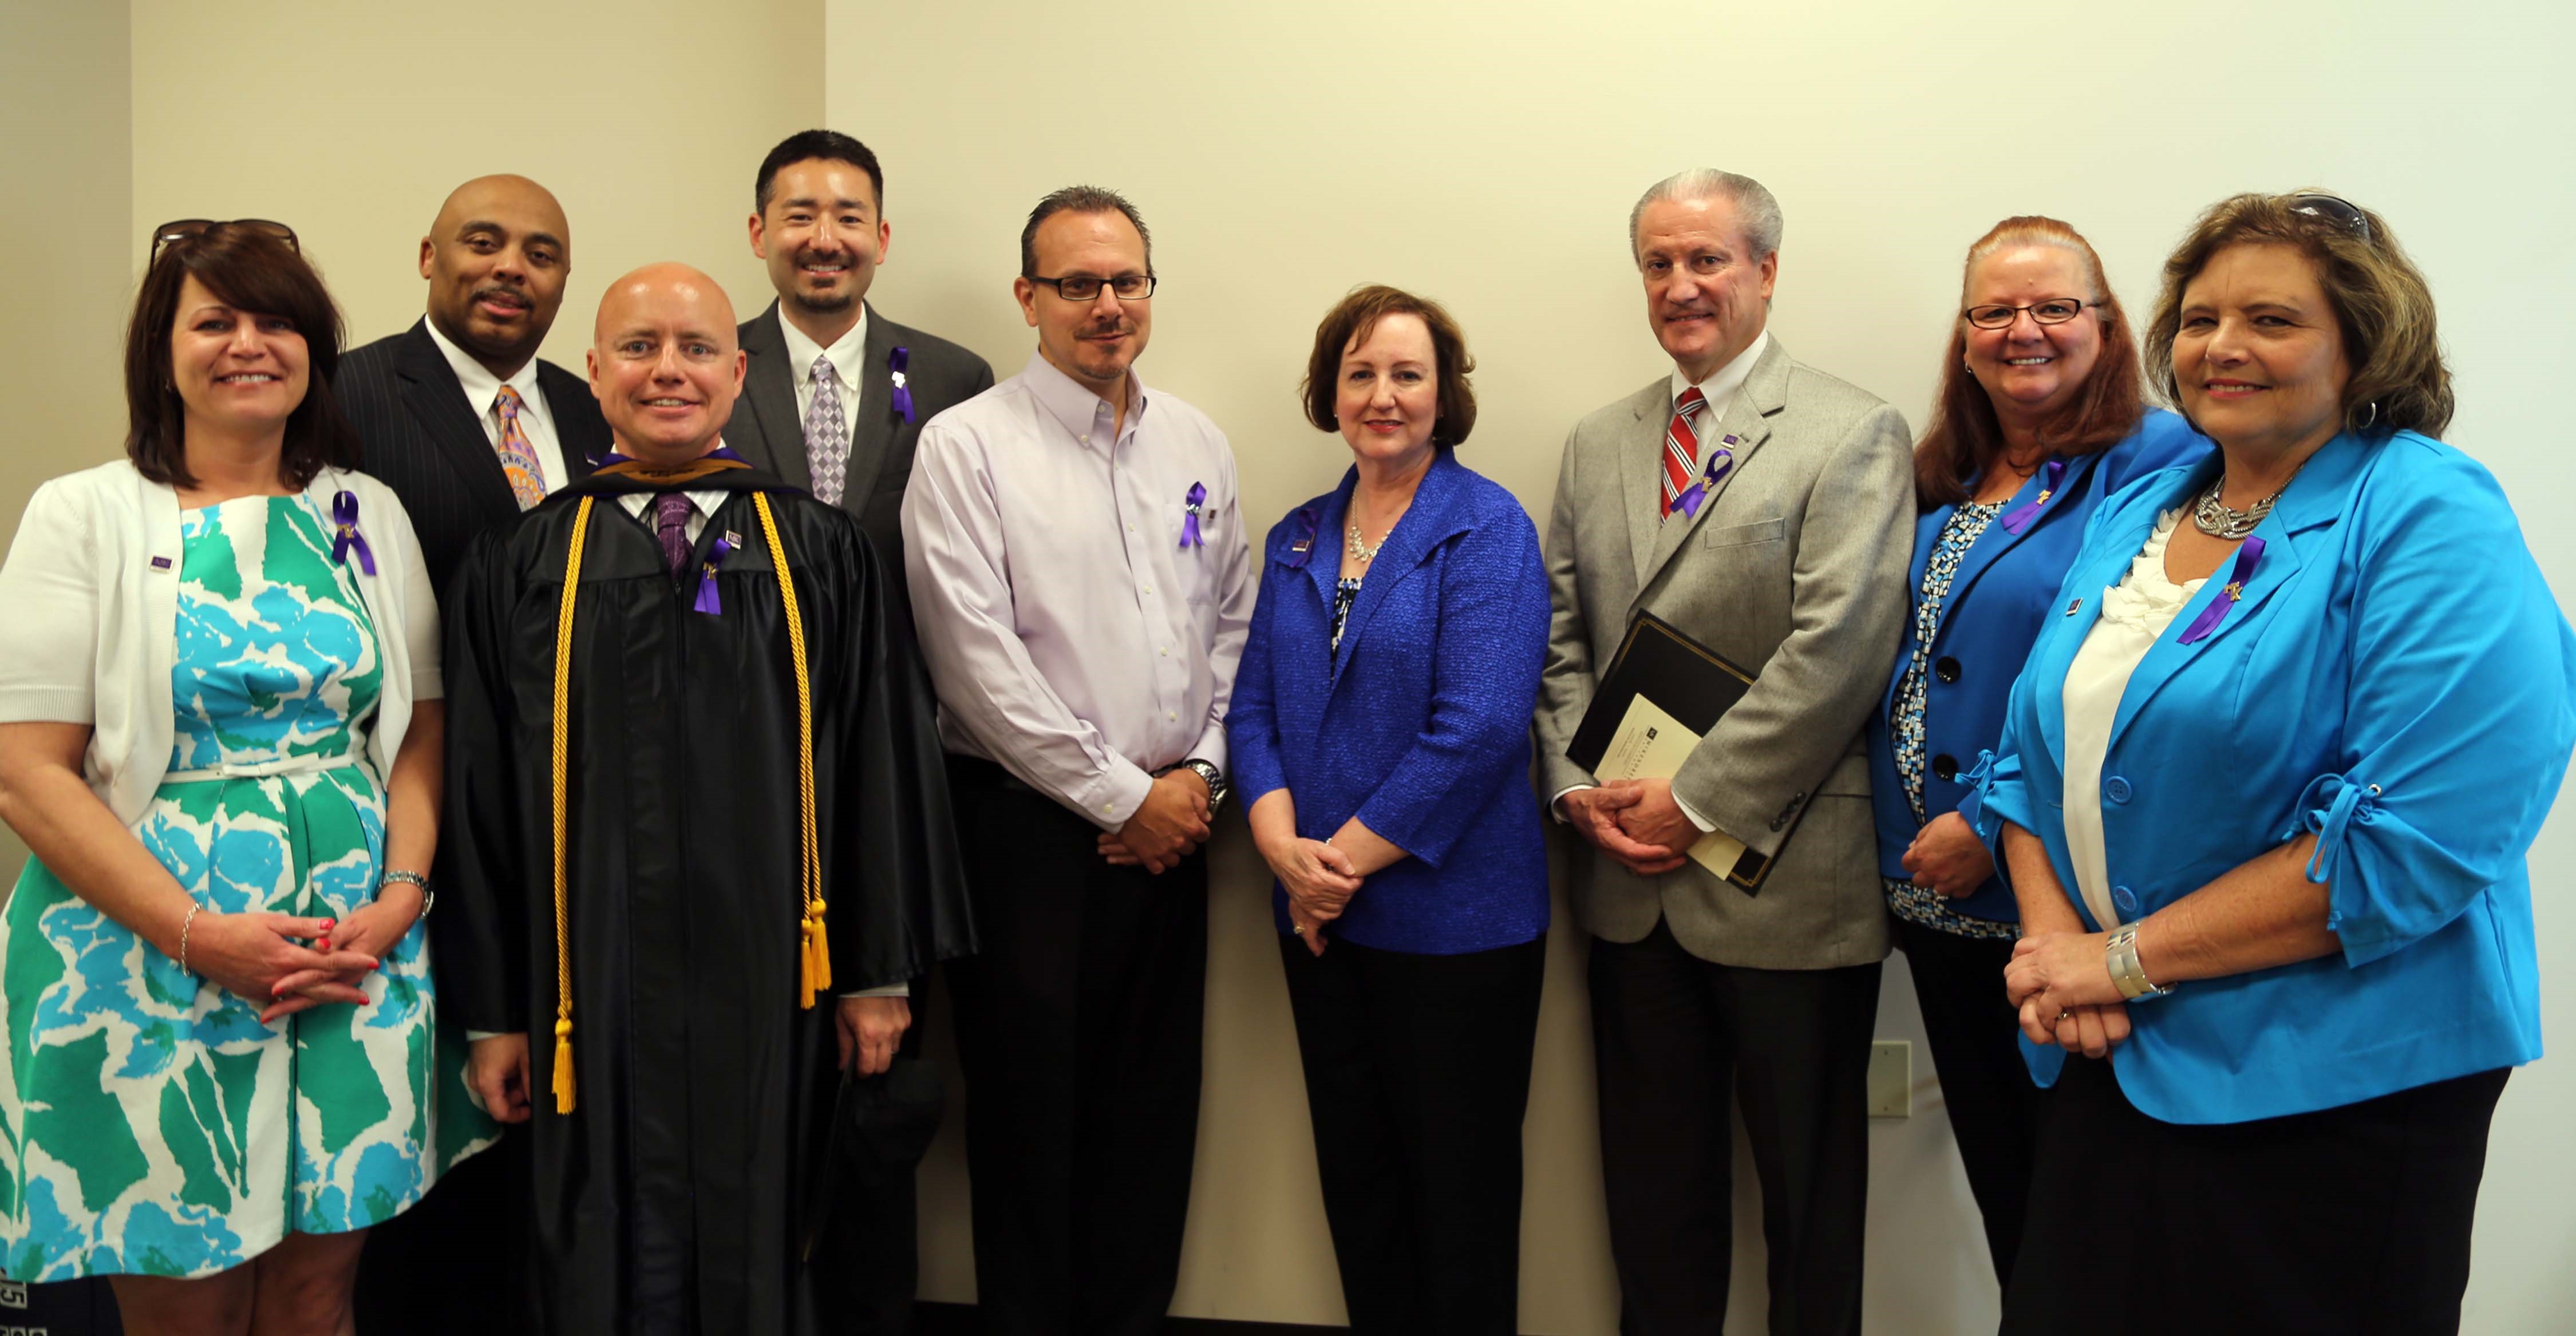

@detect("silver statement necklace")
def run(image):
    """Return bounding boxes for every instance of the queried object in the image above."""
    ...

[1346,521,1387,564]
[2192,474,2285,540]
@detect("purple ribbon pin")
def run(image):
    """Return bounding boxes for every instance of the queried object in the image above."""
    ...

[1180,482,1207,548]
[1999,457,2065,535]
[888,346,915,423]
[2178,535,2265,645]
[330,491,376,575]
[1283,504,1321,568]
[1673,436,1738,519]
[693,533,737,615]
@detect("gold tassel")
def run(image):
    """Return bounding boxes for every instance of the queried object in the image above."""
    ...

[809,901,831,994]
[552,1016,577,1114]
[799,920,817,1009]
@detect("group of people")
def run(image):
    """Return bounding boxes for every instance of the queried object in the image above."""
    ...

[0,126,2565,1336]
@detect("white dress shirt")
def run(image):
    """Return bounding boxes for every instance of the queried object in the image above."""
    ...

[611,487,907,999]
[422,318,571,495]
[902,351,1255,830]
[779,306,870,449]
[1554,330,1773,835]
[2061,508,2202,931]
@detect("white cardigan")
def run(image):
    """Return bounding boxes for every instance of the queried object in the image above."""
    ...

[0,460,438,829]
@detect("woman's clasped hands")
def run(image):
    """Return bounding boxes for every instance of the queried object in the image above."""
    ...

[2002,929,2131,1059]
[1265,835,1362,956]
[186,885,418,1025]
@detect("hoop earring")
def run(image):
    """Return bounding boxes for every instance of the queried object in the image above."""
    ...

[2356,400,2380,430]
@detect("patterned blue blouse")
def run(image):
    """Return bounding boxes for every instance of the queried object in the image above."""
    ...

[1886,500,2017,940]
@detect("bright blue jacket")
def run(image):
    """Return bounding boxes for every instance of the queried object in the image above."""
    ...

[1226,451,1550,954]
[1972,430,2576,1122]
[1867,410,2207,922]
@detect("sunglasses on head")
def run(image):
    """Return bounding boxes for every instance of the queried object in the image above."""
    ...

[2286,193,2371,244]
[150,218,300,263]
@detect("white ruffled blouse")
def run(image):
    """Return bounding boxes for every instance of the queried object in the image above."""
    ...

[2060,509,2203,931]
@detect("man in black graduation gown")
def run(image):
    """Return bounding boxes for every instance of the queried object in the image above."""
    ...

[434,262,974,1335]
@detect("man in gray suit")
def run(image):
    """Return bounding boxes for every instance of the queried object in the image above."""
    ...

[725,128,993,1336]
[1535,169,1912,1336]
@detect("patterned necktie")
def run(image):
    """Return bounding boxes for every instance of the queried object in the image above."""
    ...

[805,356,850,505]
[1660,386,1708,521]
[654,492,694,577]
[493,386,548,510]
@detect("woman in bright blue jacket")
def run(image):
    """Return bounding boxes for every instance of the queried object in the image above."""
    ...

[1226,286,1549,1336]
[1863,216,2207,1290]
[1976,193,2576,1335]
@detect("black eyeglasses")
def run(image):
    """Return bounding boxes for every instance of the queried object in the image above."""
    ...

[1026,272,1156,302]
[1962,298,2092,330]
[151,218,299,263]
[2287,193,2371,244]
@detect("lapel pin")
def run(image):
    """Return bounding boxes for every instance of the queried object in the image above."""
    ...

[151,555,173,571]
[2064,596,2083,616]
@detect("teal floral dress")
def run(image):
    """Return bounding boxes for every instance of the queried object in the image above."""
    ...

[0,495,493,1281]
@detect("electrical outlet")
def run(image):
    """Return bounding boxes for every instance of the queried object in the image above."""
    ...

[1868,1039,1910,1118]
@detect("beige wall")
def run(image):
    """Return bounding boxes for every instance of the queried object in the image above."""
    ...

[128,0,828,395]
[829,2,2576,1333]
[10,2,2576,1332]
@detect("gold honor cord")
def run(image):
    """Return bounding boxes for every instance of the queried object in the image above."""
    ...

[544,491,828,1117]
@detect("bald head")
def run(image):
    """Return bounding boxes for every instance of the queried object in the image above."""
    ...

[587,264,746,465]
[420,173,572,378]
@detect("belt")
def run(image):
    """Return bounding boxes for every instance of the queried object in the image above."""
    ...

[163,749,366,783]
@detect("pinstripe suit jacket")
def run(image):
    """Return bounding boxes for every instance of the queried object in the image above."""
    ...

[334,319,610,600]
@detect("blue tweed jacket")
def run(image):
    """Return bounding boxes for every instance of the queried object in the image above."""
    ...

[1227,450,1551,954]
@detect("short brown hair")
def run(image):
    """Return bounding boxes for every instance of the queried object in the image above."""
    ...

[1299,284,1477,449]
[1915,216,2147,508]
[125,223,360,489]
[2144,192,2452,439]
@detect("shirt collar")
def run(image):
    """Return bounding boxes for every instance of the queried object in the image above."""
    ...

[777,304,870,392]
[423,316,546,421]
[1021,349,1149,449]
[1669,328,1770,414]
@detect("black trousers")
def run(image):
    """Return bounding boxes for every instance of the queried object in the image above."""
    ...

[352,1125,533,1336]
[1892,916,2042,1289]
[945,757,1207,1336]
[1589,919,1881,1336]
[808,1010,932,1336]
[1279,933,1547,1336]
[2005,1056,2508,1335]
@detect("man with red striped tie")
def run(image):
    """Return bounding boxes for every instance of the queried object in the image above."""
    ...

[1533,169,1914,1336]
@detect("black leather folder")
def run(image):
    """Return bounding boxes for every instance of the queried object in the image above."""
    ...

[1565,611,1795,892]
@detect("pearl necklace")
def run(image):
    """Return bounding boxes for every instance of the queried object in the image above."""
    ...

[1346,521,1386,564]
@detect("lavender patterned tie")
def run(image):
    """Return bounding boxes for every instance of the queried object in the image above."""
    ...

[805,356,849,505]
[654,492,693,577]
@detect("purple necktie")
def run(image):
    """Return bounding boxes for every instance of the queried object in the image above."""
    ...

[654,492,693,576]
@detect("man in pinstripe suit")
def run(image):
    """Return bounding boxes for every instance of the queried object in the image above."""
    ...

[339,172,607,1336]
[335,173,611,599]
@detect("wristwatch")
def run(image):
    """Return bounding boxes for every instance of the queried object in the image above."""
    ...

[1178,758,1228,813]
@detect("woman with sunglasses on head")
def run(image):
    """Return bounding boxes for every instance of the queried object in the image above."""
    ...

[1863,216,2206,1291]
[1974,193,2576,1333]
[0,221,491,1334]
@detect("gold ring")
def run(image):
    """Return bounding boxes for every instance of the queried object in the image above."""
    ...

[1291,924,1305,935]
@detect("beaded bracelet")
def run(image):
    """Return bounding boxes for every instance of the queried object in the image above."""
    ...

[178,903,201,975]
[379,869,433,919]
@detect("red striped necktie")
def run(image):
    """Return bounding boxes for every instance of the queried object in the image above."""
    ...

[1661,386,1707,521]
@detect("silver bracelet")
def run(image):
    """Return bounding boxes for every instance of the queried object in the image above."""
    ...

[2105,923,2173,1001]
[378,869,432,919]
[178,903,201,975]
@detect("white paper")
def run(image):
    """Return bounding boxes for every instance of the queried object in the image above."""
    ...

[1593,695,1749,879]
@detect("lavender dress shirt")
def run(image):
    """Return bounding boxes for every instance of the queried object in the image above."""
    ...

[901,351,1254,829]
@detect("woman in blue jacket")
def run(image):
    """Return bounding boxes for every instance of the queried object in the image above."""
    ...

[1863,216,2206,1288]
[1226,286,1549,1336]
[1978,193,2576,1333]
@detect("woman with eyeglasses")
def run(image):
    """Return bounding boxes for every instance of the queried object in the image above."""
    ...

[0,221,491,1333]
[1862,216,2206,1290]
[1224,285,1550,1335]
[1973,193,2575,1332]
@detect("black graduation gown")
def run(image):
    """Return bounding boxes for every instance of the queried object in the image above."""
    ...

[435,464,975,1336]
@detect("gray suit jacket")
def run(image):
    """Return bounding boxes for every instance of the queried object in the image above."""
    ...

[728,300,995,607]
[1534,336,1912,970]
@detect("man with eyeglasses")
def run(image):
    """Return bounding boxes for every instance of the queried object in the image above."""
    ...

[901,185,1254,1336]
[337,173,611,1336]
[1532,169,1913,1335]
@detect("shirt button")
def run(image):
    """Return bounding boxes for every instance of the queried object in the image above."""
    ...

[2104,776,2132,804]
[1931,754,1959,781]
[1159,646,1169,657]
[1168,711,1178,721]
[1143,586,1152,595]
[1080,434,1090,444]
[1128,524,1136,533]
[1935,656,1961,684]
[2112,885,2139,915]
